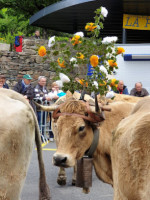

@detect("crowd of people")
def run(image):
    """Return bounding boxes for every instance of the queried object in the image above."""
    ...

[0,74,65,142]
[114,80,149,97]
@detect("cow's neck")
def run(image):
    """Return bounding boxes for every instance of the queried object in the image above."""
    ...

[92,102,135,186]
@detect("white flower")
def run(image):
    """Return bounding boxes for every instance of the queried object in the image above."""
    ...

[101,7,108,17]
[59,73,70,83]
[55,80,63,88]
[99,65,108,75]
[70,57,77,63]
[106,91,114,99]
[93,81,98,89]
[74,32,84,38]
[48,36,55,48]
[70,57,78,67]
[102,36,118,44]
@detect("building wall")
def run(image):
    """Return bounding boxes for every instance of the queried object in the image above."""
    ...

[0,39,86,89]
[116,44,150,93]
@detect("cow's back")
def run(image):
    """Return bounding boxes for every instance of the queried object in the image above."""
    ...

[0,94,35,200]
[112,98,150,200]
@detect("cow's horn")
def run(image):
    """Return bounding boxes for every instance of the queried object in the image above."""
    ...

[95,93,100,113]
[34,101,59,111]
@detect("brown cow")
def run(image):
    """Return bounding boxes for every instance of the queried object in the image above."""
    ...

[112,97,150,200]
[37,96,135,187]
[0,89,50,200]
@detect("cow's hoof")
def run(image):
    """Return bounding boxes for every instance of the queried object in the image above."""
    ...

[57,176,66,185]
[72,179,76,186]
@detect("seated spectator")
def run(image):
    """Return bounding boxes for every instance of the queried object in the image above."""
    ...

[130,82,149,97]
[114,80,129,95]
[0,75,9,89]
[34,76,51,141]
[48,82,65,103]
[13,74,35,110]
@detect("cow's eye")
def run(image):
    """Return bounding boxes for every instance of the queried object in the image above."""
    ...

[78,126,85,132]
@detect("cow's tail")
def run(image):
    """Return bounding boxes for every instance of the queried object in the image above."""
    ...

[34,113,51,200]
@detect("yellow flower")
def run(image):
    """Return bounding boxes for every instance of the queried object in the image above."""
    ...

[108,60,117,67]
[85,23,97,31]
[79,79,88,87]
[38,46,46,57]
[110,79,118,87]
[90,55,99,67]
[117,47,125,54]
[77,53,84,59]
[99,81,106,86]
[57,58,66,68]
[71,35,82,46]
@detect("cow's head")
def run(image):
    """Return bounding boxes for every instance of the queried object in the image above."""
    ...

[52,96,108,168]
[34,93,110,168]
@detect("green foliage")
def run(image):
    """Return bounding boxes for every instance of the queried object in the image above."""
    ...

[0,0,61,17]
[0,8,36,43]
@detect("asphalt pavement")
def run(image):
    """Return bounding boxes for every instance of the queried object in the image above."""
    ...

[21,141,113,200]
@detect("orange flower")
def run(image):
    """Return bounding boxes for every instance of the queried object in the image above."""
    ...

[99,81,106,86]
[85,23,97,31]
[79,79,88,87]
[38,46,46,57]
[71,35,82,46]
[77,53,84,59]
[110,79,118,87]
[108,60,117,67]
[57,58,66,68]
[90,55,99,67]
[117,47,125,54]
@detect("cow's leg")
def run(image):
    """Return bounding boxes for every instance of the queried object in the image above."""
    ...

[57,167,67,185]
[72,164,77,185]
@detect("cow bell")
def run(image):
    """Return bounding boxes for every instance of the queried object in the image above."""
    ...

[76,156,93,194]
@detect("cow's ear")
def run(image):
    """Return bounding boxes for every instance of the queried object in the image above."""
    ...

[66,90,73,99]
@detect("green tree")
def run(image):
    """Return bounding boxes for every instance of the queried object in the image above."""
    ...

[0,0,61,17]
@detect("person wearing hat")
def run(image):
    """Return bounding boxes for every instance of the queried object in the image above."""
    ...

[13,74,36,111]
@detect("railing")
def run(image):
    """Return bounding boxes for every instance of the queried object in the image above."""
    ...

[34,98,53,143]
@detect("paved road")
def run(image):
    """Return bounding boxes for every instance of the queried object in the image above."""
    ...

[21,141,113,200]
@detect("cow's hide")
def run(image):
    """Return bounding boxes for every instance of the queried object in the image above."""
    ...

[112,97,150,200]
[0,89,50,200]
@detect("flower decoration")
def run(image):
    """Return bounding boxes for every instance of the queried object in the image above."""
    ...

[48,36,55,48]
[38,46,46,57]
[71,35,82,46]
[108,60,118,68]
[74,32,84,37]
[90,55,99,67]
[99,65,108,75]
[85,23,97,31]
[110,79,118,87]
[117,47,125,54]
[79,79,88,87]
[99,81,106,86]
[59,73,70,83]
[102,36,118,44]
[57,58,66,68]
[101,7,108,17]
[77,53,84,59]
[37,6,125,95]
[106,91,115,99]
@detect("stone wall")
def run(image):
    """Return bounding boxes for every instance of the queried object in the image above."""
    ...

[0,39,87,89]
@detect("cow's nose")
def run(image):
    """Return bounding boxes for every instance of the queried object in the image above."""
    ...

[53,155,67,166]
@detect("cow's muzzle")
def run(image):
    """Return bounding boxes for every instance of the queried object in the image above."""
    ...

[53,154,68,167]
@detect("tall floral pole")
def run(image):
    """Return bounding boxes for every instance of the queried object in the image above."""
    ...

[38,6,125,95]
